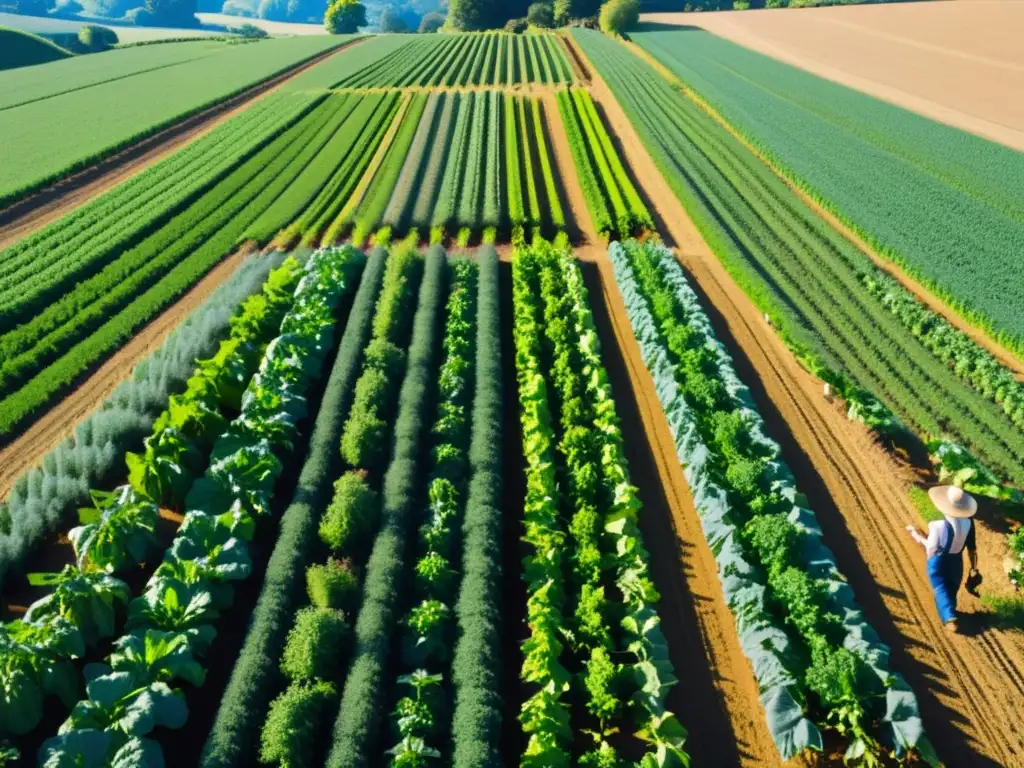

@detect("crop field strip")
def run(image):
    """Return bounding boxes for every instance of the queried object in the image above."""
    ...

[573,28,1024,487]
[0,80,407,444]
[630,26,1024,356]
[0,35,361,206]
[513,242,687,766]
[0,247,363,763]
[608,238,934,764]
[332,32,574,89]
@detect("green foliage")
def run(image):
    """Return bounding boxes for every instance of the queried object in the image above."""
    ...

[574,28,1024,487]
[320,471,380,551]
[0,36,355,205]
[77,25,118,52]
[200,250,387,768]
[0,27,72,72]
[281,607,350,683]
[326,247,447,767]
[633,25,1024,353]
[598,0,638,35]
[419,11,446,32]
[260,681,337,768]
[528,2,554,27]
[307,559,360,612]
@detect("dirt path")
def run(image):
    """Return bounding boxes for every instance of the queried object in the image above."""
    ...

[621,39,1024,377]
[579,41,1024,766]
[541,82,786,767]
[0,248,248,501]
[0,40,365,251]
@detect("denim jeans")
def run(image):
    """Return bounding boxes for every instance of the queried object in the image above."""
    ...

[927,551,964,624]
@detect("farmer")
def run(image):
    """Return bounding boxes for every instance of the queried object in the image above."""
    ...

[906,485,980,631]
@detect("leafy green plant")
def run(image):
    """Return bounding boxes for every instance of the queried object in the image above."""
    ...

[70,487,159,574]
[25,567,131,648]
[260,680,337,768]
[281,607,350,683]
[319,471,379,551]
[307,558,359,612]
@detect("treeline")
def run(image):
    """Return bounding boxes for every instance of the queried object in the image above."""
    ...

[447,0,602,30]
[639,0,918,10]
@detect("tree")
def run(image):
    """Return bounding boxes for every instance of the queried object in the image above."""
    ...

[378,4,408,30]
[553,0,571,25]
[418,9,444,31]
[526,1,552,27]
[445,0,492,30]
[325,0,366,32]
[78,24,118,50]
[598,0,637,36]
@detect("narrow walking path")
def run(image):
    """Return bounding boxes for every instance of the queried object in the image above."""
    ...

[577,37,1024,767]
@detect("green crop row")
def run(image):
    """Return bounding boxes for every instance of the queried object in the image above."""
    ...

[0,95,348,441]
[382,93,444,235]
[9,248,362,765]
[350,93,429,246]
[383,258,478,764]
[0,36,357,206]
[0,91,316,336]
[325,247,449,766]
[506,94,526,236]
[610,238,937,765]
[449,247,503,768]
[573,29,1024,486]
[332,32,574,89]
[0,253,285,591]
[257,243,425,767]
[513,241,688,767]
[198,250,388,768]
[556,89,612,238]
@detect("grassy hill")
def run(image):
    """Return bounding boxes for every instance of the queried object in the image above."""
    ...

[0,26,73,70]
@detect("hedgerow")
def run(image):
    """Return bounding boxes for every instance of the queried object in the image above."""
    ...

[326,246,449,767]
[450,246,503,768]
[198,249,387,768]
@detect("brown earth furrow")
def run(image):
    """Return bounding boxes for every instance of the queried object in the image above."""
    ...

[571,35,1024,766]
[540,83,784,767]
[0,248,249,502]
[0,39,366,251]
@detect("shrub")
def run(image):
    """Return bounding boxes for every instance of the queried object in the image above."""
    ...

[77,24,118,51]
[340,405,388,469]
[281,607,350,683]
[319,471,379,551]
[504,17,527,34]
[527,1,554,27]
[599,0,639,36]
[229,23,269,38]
[363,339,406,386]
[307,558,360,612]
[260,681,337,767]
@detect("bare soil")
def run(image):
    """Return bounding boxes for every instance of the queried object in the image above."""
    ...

[0,39,366,250]
[643,1,1024,151]
[0,248,249,501]
[579,40,1024,766]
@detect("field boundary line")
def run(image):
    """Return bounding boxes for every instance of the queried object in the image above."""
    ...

[621,37,1024,377]
[0,37,367,251]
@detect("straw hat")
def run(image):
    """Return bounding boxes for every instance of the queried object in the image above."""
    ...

[928,485,978,519]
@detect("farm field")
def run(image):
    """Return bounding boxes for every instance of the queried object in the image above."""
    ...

[625,17,1024,356]
[0,34,358,204]
[2,16,1024,768]
[654,1,1024,150]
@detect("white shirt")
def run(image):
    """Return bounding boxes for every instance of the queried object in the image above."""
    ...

[924,517,973,558]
